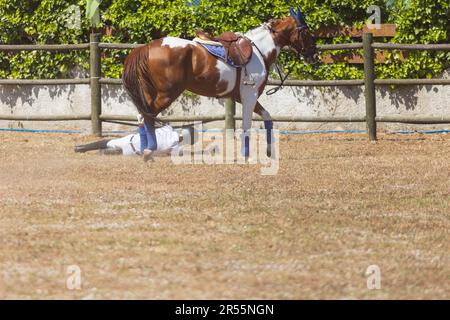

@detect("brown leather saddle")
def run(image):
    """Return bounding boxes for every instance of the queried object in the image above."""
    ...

[196,31,253,66]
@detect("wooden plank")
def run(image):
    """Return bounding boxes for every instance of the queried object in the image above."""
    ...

[372,43,450,51]
[268,79,364,86]
[100,114,225,122]
[99,43,144,49]
[234,116,366,123]
[315,26,362,38]
[3,115,447,125]
[99,78,122,84]
[376,115,450,124]
[0,43,89,51]
[0,79,90,85]
[0,114,91,121]
[318,43,363,51]
[103,119,138,127]
[101,78,365,87]
[321,50,405,64]
[375,79,450,85]
[362,24,396,37]
[315,24,396,38]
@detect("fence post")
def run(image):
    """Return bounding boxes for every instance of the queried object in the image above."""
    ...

[363,32,377,141]
[90,33,102,136]
[225,98,236,131]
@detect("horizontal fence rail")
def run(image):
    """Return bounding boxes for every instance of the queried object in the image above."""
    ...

[97,42,367,51]
[375,115,450,124]
[318,43,364,50]
[7,114,448,125]
[0,34,449,139]
[100,78,366,87]
[374,79,450,85]
[100,114,226,123]
[98,43,144,49]
[0,114,92,121]
[99,78,122,85]
[267,79,365,86]
[0,79,90,85]
[0,43,90,51]
[235,116,367,123]
[372,43,450,51]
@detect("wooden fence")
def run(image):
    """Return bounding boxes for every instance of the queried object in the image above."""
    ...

[0,33,449,140]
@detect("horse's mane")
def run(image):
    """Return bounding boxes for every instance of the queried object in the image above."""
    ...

[245,19,281,37]
[245,18,284,37]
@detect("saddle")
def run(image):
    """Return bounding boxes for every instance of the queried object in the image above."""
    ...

[196,31,253,66]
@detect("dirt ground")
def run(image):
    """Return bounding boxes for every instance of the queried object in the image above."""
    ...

[0,131,448,299]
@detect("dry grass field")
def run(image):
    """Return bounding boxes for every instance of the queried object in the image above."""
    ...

[0,131,448,299]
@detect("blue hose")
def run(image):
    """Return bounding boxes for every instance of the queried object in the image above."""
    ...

[0,128,83,134]
[279,129,367,135]
[0,127,448,135]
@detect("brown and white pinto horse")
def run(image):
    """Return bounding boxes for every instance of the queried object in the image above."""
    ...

[123,7,318,161]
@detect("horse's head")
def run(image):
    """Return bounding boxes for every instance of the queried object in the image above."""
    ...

[270,7,319,64]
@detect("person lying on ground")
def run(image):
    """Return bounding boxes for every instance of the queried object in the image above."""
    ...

[75,115,196,157]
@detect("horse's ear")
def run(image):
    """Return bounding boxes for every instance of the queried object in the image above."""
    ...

[296,6,308,28]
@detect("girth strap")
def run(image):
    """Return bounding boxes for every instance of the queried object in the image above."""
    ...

[231,67,242,101]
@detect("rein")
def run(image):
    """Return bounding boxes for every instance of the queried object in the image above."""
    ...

[261,23,303,96]
[251,38,295,96]
[265,62,294,96]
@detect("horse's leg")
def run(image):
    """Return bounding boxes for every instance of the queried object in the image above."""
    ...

[138,124,148,154]
[142,116,157,162]
[142,93,179,162]
[240,91,258,158]
[74,139,111,153]
[254,102,274,158]
[135,87,158,161]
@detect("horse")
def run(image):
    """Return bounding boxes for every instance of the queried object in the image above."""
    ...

[122,6,318,162]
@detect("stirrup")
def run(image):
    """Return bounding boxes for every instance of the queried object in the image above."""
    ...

[242,67,255,86]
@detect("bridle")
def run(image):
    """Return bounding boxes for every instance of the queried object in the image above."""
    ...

[263,22,311,95]
[267,23,311,57]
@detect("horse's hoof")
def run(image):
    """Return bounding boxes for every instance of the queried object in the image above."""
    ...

[245,157,256,164]
[143,149,154,162]
[267,150,276,159]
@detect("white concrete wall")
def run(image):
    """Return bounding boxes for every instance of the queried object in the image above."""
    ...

[1,70,448,133]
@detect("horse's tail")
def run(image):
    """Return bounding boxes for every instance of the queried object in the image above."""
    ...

[122,45,157,120]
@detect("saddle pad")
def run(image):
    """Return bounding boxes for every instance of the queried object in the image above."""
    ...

[192,37,221,46]
[196,42,241,67]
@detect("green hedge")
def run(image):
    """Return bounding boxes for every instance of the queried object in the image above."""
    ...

[0,0,448,80]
